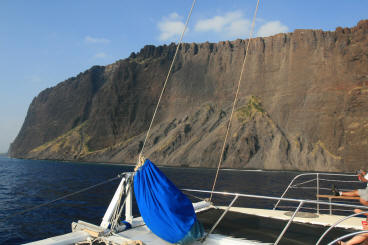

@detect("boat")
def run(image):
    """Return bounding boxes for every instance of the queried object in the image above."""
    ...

[23,170,368,245]
[18,0,368,244]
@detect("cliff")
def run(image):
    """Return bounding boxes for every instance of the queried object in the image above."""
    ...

[9,20,368,172]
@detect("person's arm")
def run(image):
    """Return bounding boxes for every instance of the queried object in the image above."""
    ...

[359,171,368,182]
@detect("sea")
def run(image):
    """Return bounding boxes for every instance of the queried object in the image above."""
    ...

[0,155,358,244]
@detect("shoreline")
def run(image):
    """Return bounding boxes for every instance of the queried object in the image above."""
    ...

[4,156,356,175]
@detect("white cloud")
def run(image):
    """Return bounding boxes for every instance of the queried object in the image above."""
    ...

[93,52,108,59]
[85,36,110,44]
[194,11,251,39]
[257,21,289,37]
[195,11,242,32]
[228,19,251,37]
[157,10,289,42]
[168,12,179,19]
[157,12,186,41]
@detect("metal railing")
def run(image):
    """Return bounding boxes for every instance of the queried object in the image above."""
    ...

[273,173,359,214]
[316,210,368,244]
[327,230,368,245]
[182,188,368,245]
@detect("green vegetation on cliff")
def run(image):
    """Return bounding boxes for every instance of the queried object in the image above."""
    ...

[236,96,265,123]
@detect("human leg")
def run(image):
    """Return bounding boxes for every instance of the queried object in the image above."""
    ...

[339,233,368,245]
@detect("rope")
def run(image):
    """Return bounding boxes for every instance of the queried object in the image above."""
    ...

[182,190,206,201]
[107,0,197,228]
[209,0,260,202]
[137,0,196,163]
[119,1,196,230]
[134,154,145,172]
[0,174,122,222]
[109,177,128,232]
[110,176,134,232]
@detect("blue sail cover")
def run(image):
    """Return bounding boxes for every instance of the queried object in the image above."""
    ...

[134,159,202,244]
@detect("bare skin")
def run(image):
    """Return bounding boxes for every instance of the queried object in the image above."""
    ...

[338,234,368,245]
[337,171,368,244]
[338,211,368,244]
[340,171,368,206]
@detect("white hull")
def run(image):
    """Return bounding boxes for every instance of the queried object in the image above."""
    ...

[24,231,90,245]
[24,216,269,245]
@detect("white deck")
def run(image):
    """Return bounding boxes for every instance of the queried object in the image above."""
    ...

[220,206,365,230]
[111,217,270,245]
[25,216,269,245]
[24,231,90,245]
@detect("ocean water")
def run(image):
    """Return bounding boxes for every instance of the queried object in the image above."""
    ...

[0,156,357,244]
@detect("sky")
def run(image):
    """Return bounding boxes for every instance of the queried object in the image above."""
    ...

[0,0,367,153]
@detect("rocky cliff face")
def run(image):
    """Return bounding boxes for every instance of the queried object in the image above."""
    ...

[9,20,368,172]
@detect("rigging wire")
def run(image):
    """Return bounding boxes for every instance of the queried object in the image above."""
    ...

[0,174,122,222]
[209,0,261,202]
[103,0,197,231]
[137,0,197,163]
[109,177,127,232]
[1,0,197,228]
[109,175,134,232]
[182,190,207,201]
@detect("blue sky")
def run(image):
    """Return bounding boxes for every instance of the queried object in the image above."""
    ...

[0,0,367,153]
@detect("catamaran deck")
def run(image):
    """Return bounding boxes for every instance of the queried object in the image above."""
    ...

[113,217,270,245]
[25,173,368,245]
[220,206,364,230]
[26,216,271,245]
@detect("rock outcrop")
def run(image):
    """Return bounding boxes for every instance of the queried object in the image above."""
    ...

[9,20,368,172]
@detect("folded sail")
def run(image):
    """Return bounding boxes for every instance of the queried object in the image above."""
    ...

[134,159,203,244]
